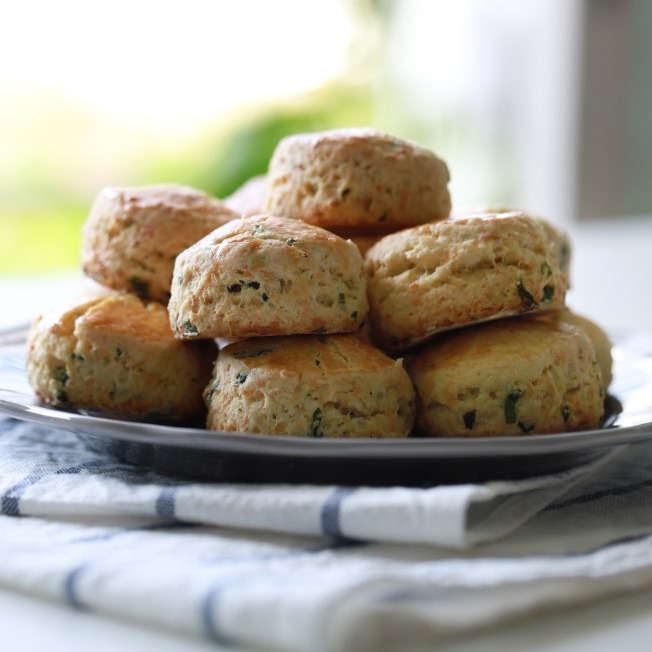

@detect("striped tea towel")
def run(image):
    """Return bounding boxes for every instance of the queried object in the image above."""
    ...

[3,414,652,652]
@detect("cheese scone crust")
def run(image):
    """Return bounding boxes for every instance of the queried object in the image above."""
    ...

[81,184,237,303]
[265,128,451,232]
[26,293,215,421]
[205,334,415,438]
[407,319,604,437]
[169,215,368,339]
[543,308,613,388]
[365,212,569,352]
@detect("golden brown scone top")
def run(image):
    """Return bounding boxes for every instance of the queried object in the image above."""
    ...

[81,184,238,302]
[43,293,181,344]
[265,128,451,232]
[75,294,177,342]
[222,333,404,376]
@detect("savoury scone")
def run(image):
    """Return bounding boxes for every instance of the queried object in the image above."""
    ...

[26,293,216,421]
[81,184,238,303]
[223,174,268,217]
[365,212,569,352]
[205,334,415,438]
[265,129,451,233]
[547,308,613,387]
[169,215,368,339]
[407,319,605,437]
[452,205,572,276]
[336,230,385,257]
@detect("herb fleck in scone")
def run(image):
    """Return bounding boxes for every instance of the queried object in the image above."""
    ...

[169,215,368,339]
[407,319,605,437]
[364,212,569,352]
[81,184,238,303]
[26,294,216,422]
[265,128,451,233]
[205,335,415,438]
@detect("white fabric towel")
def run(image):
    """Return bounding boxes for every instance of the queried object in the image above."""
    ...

[3,414,652,652]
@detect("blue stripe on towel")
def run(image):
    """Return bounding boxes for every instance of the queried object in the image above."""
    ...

[320,487,357,539]
[545,479,652,512]
[0,460,107,516]
[155,486,178,519]
[199,539,367,642]
[63,564,89,610]
[0,418,21,434]
[201,584,237,645]
[1,473,41,516]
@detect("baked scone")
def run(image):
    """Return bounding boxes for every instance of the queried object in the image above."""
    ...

[365,212,569,352]
[265,128,451,233]
[205,334,415,438]
[169,215,368,339]
[544,308,613,387]
[81,185,238,303]
[335,230,385,257]
[223,174,268,217]
[407,319,605,437]
[452,205,572,276]
[26,293,216,422]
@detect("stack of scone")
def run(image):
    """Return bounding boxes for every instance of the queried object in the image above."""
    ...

[26,184,236,422]
[26,128,612,439]
[169,213,416,438]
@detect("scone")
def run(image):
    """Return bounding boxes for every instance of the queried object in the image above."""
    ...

[452,205,572,276]
[336,230,385,257]
[545,308,613,387]
[26,293,216,421]
[205,334,415,438]
[81,184,238,303]
[169,215,368,339]
[265,128,451,233]
[223,174,268,217]
[365,212,569,352]
[407,319,605,437]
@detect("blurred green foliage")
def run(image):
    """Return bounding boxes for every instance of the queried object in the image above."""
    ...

[199,88,373,198]
[0,84,374,275]
[0,208,87,274]
[191,85,375,198]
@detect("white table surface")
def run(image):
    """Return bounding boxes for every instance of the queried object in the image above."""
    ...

[1,216,651,651]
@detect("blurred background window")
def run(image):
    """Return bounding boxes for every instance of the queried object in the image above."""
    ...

[1,0,650,275]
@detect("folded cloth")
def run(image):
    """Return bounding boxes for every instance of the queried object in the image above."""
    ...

[3,412,652,652]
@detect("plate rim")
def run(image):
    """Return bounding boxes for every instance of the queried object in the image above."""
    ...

[1,337,652,462]
[1,387,650,461]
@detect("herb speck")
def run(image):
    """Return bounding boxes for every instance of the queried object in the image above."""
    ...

[504,389,523,424]
[463,410,476,430]
[516,281,537,309]
[129,276,149,299]
[183,321,199,336]
[307,408,323,437]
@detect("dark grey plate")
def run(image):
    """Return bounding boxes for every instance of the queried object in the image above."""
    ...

[1,332,651,486]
